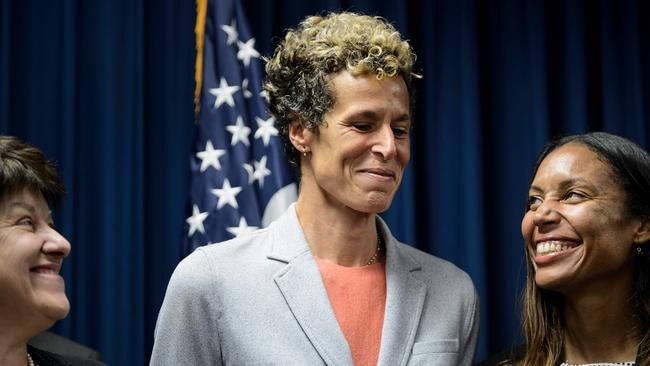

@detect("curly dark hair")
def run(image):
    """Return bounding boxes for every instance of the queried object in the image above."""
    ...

[263,11,419,169]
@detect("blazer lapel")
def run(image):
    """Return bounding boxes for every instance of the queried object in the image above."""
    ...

[268,205,353,366]
[376,220,427,366]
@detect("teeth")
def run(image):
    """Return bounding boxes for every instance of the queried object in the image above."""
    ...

[535,241,574,256]
[34,269,57,275]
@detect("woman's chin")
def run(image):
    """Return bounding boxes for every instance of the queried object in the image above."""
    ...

[351,202,391,215]
[38,295,71,321]
[534,274,574,294]
[356,192,394,213]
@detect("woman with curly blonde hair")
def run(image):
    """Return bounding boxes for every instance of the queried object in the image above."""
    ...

[152,11,479,366]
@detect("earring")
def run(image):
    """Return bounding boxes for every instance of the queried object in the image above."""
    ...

[295,145,306,156]
[635,245,644,256]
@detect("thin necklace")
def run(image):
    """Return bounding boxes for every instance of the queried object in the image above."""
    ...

[366,229,382,266]
[27,352,36,366]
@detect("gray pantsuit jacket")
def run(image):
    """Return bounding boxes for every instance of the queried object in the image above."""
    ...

[150,204,479,365]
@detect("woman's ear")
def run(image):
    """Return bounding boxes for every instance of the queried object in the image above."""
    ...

[634,216,650,245]
[288,118,313,154]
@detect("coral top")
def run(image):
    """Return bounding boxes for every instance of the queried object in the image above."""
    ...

[315,257,387,366]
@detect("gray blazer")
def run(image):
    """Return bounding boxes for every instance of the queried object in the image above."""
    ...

[150,204,479,365]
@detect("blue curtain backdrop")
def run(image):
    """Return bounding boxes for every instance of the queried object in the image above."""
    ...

[1,0,649,364]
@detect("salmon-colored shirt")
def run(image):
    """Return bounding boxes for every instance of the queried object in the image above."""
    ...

[315,257,387,366]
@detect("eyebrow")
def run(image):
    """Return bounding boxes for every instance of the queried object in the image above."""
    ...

[7,202,52,220]
[8,202,37,213]
[345,110,411,123]
[529,177,590,193]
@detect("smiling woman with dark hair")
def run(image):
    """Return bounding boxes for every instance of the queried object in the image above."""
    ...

[481,132,650,366]
[0,135,102,366]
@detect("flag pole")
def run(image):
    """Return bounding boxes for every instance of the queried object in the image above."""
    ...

[194,0,208,120]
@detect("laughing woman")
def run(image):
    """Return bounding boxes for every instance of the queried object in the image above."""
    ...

[0,136,102,366]
[481,132,650,366]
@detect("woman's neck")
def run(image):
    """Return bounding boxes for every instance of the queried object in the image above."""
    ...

[563,281,639,364]
[295,195,380,267]
[0,337,29,366]
[0,309,46,366]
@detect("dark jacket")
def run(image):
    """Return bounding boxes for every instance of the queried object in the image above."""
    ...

[28,345,105,366]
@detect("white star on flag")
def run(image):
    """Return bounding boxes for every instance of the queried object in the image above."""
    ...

[243,155,272,187]
[226,217,259,237]
[196,140,226,172]
[211,179,243,209]
[184,2,298,256]
[226,116,251,146]
[236,38,260,67]
[259,90,270,103]
[209,77,240,109]
[254,116,279,146]
[186,205,209,236]
[220,20,238,45]
[241,78,253,98]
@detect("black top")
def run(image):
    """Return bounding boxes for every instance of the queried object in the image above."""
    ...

[28,345,105,366]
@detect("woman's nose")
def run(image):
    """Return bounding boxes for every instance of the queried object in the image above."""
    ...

[372,124,397,160]
[42,227,72,258]
[532,202,560,228]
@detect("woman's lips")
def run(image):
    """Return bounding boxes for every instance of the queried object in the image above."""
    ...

[532,240,582,265]
[535,240,580,255]
[30,264,64,281]
[359,168,396,180]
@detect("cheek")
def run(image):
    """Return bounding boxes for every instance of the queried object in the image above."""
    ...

[564,204,611,234]
[521,213,534,241]
[397,142,411,164]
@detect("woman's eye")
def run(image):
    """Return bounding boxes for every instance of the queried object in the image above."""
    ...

[527,196,542,210]
[563,191,585,201]
[17,217,35,229]
[392,127,410,138]
[352,123,372,132]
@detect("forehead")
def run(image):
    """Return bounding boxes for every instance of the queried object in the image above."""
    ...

[0,189,50,216]
[328,71,410,112]
[534,143,617,187]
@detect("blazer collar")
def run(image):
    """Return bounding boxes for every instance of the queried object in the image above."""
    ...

[266,204,423,273]
[267,203,311,263]
[268,205,427,366]
[269,204,353,365]
[376,219,427,366]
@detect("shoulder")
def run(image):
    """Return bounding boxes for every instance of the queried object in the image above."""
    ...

[172,227,273,284]
[28,345,106,366]
[28,332,103,365]
[164,226,284,309]
[379,217,475,293]
[193,225,273,262]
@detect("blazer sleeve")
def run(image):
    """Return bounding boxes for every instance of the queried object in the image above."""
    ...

[150,249,222,365]
[459,280,480,366]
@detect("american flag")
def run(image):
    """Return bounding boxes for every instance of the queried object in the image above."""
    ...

[183,0,297,256]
